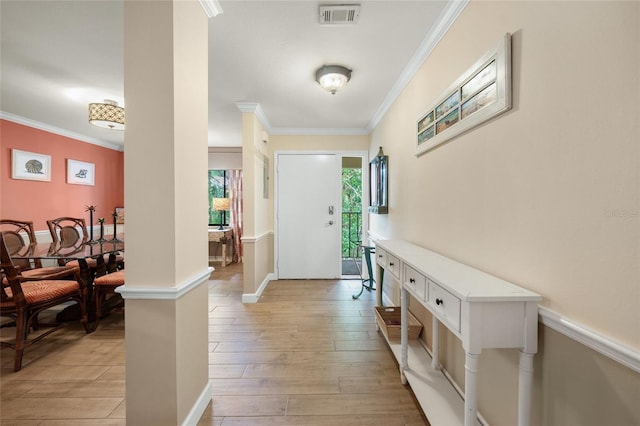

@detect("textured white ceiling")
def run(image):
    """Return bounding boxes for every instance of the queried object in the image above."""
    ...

[0,1,457,150]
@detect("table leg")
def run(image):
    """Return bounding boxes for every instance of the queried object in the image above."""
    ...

[464,352,480,426]
[432,316,441,370]
[56,258,92,332]
[221,242,227,267]
[375,264,384,306]
[400,287,408,385]
[518,351,535,426]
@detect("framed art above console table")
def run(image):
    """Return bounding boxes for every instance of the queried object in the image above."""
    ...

[416,33,512,156]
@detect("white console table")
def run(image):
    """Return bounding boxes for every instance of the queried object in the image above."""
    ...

[375,240,542,426]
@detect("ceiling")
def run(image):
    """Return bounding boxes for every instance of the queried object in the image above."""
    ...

[0,1,460,151]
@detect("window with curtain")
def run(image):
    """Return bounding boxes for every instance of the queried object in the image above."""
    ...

[208,170,229,227]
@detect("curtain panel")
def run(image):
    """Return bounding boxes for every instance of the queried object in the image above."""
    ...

[229,169,243,262]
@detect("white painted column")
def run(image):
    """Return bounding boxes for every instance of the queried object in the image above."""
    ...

[121,1,211,424]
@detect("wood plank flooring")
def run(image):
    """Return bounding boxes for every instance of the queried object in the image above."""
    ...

[0,262,427,425]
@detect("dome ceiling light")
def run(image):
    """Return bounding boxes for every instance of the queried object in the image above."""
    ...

[315,65,352,95]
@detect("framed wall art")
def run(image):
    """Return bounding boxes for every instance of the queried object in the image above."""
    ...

[369,147,388,214]
[67,159,95,185]
[11,149,52,182]
[115,207,125,224]
[416,33,512,156]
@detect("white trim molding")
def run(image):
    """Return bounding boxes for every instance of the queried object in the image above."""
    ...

[242,273,275,304]
[181,381,212,426]
[235,102,272,133]
[538,306,640,374]
[1,111,123,152]
[367,0,469,133]
[116,267,213,300]
[198,0,222,18]
[240,230,273,244]
[269,127,368,136]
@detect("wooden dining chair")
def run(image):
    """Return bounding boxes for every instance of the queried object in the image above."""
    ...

[46,217,89,246]
[0,219,77,282]
[92,262,125,331]
[46,217,123,271]
[0,232,90,371]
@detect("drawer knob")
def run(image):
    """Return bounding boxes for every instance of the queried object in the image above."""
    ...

[409,278,415,283]
[436,298,443,306]
[389,262,394,266]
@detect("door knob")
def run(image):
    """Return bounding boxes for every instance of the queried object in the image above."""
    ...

[328,220,334,225]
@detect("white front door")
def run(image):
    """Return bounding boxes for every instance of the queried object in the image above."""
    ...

[276,153,341,279]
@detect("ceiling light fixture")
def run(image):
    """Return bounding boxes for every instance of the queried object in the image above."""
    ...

[315,65,352,95]
[88,99,125,130]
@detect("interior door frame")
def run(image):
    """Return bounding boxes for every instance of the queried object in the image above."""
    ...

[274,150,369,280]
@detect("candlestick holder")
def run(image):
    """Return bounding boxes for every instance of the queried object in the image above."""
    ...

[110,210,123,242]
[98,218,106,242]
[85,205,98,244]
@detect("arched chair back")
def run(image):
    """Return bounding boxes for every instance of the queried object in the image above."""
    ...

[47,217,88,247]
[0,219,42,270]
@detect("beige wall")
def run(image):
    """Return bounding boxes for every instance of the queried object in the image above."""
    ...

[240,131,370,295]
[272,134,369,152]
[241,112,274,295]
[370,1,639,425]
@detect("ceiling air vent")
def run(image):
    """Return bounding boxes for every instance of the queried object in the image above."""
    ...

[319,4,360,25]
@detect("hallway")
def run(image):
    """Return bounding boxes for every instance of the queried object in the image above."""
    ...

[199,263,426,425]
[0,262,426,425]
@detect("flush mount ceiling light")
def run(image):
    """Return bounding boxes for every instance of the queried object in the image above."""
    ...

[88,99,125,130]
[315,65,352,95]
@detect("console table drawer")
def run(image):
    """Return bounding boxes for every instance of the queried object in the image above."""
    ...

[404,265,426,301]
[387,253,400,279]
[428,280,461,332]
[376,248,387,267]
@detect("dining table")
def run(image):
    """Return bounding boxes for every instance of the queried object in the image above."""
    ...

[10,237,125,322]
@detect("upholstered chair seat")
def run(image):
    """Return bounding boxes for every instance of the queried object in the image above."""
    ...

[1,233,89,372]
[92,269,125,331]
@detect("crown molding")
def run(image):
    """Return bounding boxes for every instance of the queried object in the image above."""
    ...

[198,0,223,18]
[235,102,369,136]
[208,146,242,153]
[0,111,124,152]
[366,0,469,133]
[270,127,369,136]
[235,102,272,133]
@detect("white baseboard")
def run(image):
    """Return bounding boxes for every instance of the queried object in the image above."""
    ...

[242,273,274,303]
[181,380,212,426]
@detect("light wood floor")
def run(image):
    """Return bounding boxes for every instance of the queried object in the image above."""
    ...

[1,262,427,425]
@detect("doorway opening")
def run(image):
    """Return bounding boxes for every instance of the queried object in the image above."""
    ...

[341,156,362,277]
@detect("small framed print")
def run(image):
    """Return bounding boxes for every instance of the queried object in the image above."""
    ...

[67,159,95,186]
[12,149,51,182]
[115,207,125,224]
